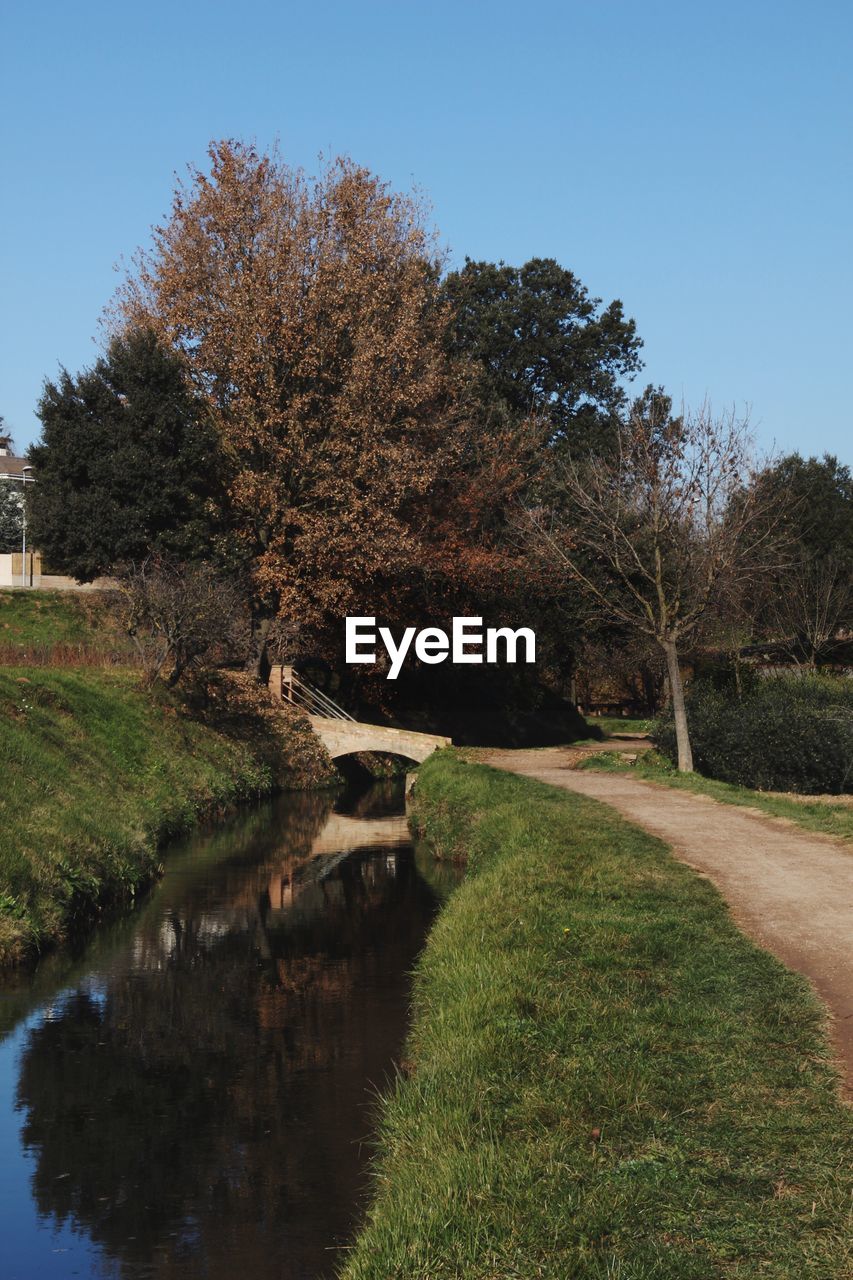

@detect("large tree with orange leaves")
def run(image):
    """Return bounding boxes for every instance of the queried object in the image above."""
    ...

[114,140,462,675]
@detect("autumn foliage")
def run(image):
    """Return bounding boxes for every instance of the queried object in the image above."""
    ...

[115,141,467,669]
[31,137,657,727]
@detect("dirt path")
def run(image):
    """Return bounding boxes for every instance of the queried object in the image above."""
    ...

[481,747,853,1093]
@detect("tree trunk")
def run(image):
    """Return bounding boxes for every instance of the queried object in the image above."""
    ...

[639,663,657,716]
[248,611,273,683]
[662,637,693,772]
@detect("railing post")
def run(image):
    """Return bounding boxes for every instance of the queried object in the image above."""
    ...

[268,665,295,703]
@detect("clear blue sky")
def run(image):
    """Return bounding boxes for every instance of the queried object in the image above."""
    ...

[2,0,851,460]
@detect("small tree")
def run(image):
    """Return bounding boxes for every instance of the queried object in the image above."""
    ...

[0,480,23,554]
[768,556,852,667]
[114,557,247,687]
[524,392,783,771]
[749,453,853,663]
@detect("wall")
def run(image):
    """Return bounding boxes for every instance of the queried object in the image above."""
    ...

[0,554,111,591]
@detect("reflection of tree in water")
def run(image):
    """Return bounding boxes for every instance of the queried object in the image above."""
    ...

[0,795,335,1044]
[15,803,439,1280]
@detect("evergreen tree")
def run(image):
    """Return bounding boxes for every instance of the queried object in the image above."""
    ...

[753,453,853,565]
[443,257,643,447]
[28,329,222,580]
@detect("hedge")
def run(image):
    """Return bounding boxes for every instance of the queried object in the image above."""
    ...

[654,673,853,794]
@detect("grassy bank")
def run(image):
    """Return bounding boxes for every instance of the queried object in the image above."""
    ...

[579,749,853,844]
[0,667,337,962]
[0,589,133,664]
[343,752,852,1279]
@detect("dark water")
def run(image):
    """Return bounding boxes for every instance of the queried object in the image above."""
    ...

[0,782,454,1280]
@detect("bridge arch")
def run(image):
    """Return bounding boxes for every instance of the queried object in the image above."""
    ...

[308,717,450,765]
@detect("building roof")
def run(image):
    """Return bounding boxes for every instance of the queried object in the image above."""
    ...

[0,454,33,480]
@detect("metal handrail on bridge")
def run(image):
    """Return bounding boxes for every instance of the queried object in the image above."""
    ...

[269,665,356,722]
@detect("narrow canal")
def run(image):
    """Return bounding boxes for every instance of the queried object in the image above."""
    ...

[0,780,454,1280]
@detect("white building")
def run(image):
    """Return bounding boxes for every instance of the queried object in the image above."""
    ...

[0,439,33,484]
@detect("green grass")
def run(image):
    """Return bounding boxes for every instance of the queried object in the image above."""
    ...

[0,589,132,663]
[584,715,652,736]
[342,751,852,1280]
[0,667,336,962]
[579,750,853,844]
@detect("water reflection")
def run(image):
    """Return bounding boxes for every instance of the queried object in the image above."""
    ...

[1,783,446,1280]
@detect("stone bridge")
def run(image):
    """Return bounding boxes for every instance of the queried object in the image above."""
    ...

[306,715,450,764]
[269,665,451,763]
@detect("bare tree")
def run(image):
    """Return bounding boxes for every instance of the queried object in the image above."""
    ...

[768,555,852,667]
[574,627,666,717]
[524,394,784,771]
[113,557,248,688]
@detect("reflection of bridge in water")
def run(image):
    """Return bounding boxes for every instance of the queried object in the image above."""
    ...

[269,665,451,763]
[268,812,410,910]
[309,812,410,857]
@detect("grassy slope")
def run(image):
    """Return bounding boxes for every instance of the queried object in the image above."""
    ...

[0,667,336,962]
[579,750,853,844]
[0,589,131,659]
[0,591,340,960]
[0,590,100,644]
[343,752,852,1280]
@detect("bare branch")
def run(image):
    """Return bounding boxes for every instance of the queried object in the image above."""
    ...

[518,396,792,771]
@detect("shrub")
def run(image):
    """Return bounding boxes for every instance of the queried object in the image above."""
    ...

[654,674,853,793]
[112,556,248,687]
